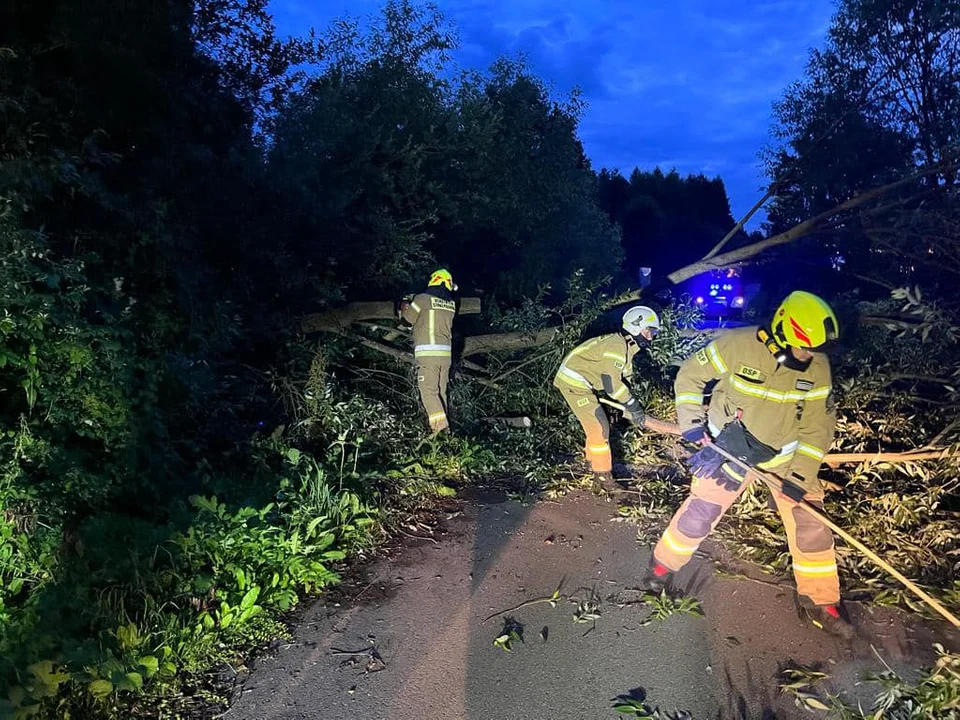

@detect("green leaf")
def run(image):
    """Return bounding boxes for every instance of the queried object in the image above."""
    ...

[799,694,830,711]
[126,672,143,692]
[26,661,69,696]
[114,672,143,693]
[87,679,113,698]
[233,566,247,591]
[306,516,329,536]
[240,605,263,621]
[20,378,36,409]
[13,703,41,719]
[101,658,125,677]
[240,586,260,611]
[137,656,159,678]
[286,448,302,465]
[116,622,139,650]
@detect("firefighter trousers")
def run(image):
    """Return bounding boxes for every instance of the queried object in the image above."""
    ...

[417,359,450,433]
[653,462,840,606]
[556,384,612,473]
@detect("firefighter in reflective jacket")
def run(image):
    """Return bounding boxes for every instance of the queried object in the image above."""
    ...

[553,306,661,488]
[642,291,853,638]
[400,269,457,434]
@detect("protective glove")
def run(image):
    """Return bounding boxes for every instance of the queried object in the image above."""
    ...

[686,444,725,481]
[681,425,707,445]
[622,397,645,426]
[714,465,743,492]
[396,295,415,323]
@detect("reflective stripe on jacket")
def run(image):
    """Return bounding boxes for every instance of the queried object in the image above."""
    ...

[553,333,639,403]
[402,289,456,360]
[674,326,836,483]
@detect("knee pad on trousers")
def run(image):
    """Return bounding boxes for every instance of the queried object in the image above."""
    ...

[677,498,722,538]
[792,505,834,553]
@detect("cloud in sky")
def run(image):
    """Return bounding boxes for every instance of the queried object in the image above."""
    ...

[269,0,836,228]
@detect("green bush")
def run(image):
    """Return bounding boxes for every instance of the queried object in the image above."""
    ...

[0,444,379,719]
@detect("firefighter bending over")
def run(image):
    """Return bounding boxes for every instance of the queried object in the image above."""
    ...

[553,306,660,491]
[400,269,457,434]
[642,291,853,638]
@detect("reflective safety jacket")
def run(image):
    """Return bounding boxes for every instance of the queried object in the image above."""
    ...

[401,287,456,361]
[675,327,836,485]
[553,333,640,403]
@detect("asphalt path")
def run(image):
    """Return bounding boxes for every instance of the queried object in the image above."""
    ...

[227,488,957,720]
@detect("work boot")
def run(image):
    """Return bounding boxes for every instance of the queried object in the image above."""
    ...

[639,557,674,595]
[592,471,622,494]
[801,603,855,640]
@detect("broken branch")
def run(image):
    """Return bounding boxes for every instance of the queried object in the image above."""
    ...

[600,399,955,471]
[667,164,953,286]
[703,186,776,260]
[609,161,956,306]
[824,449,955,465]
[483,578,566,623]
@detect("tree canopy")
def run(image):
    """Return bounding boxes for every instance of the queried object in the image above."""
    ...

[596,166,756,284]
[764,0,960,298]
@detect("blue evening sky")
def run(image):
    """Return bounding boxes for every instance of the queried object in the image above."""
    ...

[268,0,836,229]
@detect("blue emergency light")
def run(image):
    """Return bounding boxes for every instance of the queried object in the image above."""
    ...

[691,268,744,312]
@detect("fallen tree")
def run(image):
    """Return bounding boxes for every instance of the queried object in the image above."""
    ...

[609,158,959,306]
[301,160,955,357]
[302,298,483,334]
[299,161,960,461]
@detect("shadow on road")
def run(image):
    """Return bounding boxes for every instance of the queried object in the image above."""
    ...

[226,487,960,720]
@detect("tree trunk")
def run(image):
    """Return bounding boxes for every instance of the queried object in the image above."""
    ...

[302,297,482,334]
[461,328,561,357]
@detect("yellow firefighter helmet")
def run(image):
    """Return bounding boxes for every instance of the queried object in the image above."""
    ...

[772,291,839,349]
[428,268,454,291]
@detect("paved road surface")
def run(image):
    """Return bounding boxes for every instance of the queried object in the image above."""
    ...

[227,489,957,720]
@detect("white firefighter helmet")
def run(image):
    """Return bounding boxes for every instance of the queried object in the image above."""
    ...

[622,305,661,338]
